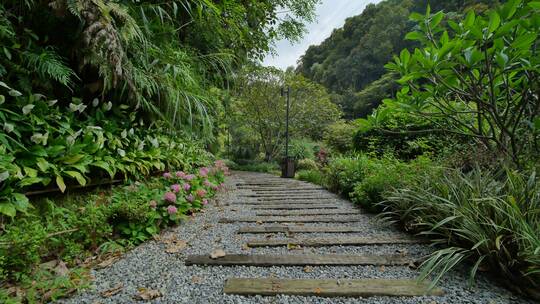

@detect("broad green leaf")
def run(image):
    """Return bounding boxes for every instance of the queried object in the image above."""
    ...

[62,154,85,165]
[24,167,38,178]
[464,11,475,27]
[56,175,66,192]
[18,177,44,187]
[22,104,34,114]
[430,11,444,28]
[0,171,9,182]
[11,193,30,212]
[0,202,16,217]
[511,33,537,49]
[405,31,423,41]
[488,11,501,33]
[64,170,86,186]
[528,2,540,9]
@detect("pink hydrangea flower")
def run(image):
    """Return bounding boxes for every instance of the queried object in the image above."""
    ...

[163,192,176,202]
[196,189,207,197]
[186,194,194,202]
[185,174,195,181]
[149,200,157,209]
[211,185,219,191]
[176,171,186,178]
[199,167,209,177]
[183,183,191,191]
[202,199,209,205]
[163,172,172,179]
[167,205,177,215]
[203,180,212,187]
[171,184,181,193]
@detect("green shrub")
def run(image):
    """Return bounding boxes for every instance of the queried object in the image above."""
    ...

[231,162,280,173]
[296,158,318,171]
[383,168,540,299]
[323,120,356,153]
[295,169,324,185]
[323,155,370,195]
[351,156,437,211]
[287,138,318,160]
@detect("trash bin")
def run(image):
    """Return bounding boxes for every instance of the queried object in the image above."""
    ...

[281,157,295,178]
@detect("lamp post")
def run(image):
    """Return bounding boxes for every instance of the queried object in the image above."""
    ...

[281,86,294,178]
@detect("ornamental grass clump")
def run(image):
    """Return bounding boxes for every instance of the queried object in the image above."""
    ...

[383,168,540,299]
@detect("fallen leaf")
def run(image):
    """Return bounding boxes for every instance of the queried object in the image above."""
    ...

[314,287,322,294]
[303,266,313,273]
[96,256,120,269]
[287,243,301,250]
[101,283,123,298]
[191,276,203,284]
[54,260,70,276]
[135,288,162,300]
[210,249,226,259]
[256,220,263,225]
[379,265,386,272]
[241,244,251,251]
[165,240,188,254]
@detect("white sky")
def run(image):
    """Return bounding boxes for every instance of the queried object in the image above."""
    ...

[263,0,383,70]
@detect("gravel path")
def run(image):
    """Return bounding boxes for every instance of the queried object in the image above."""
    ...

[62,171,535,304]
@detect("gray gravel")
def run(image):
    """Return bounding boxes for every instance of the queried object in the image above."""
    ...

[61,171,535,304]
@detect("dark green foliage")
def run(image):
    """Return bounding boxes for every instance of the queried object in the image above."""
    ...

[385,0,540,166]
[322,121,356,154]
[295,169,324,185]
[228,161,280,174]
[354,108,462,160]
[297,0,498,118]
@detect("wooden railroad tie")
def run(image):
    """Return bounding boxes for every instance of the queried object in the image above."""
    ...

[246,236,429,247]
[236,225,365,234]
[219,216,361,223]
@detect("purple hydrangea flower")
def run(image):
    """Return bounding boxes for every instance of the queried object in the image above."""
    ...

[185,174,195,181]
[171,184,181,193]
[167,205,177,215]
[176,171,186,178]
[186,194,195,202]
[196,189,207,197]
[163,172,172,179]
[163,191,176,202]
[202,199,209,205]
[183,183,191,191]
[203,180,212,187]
[199,167,209,177]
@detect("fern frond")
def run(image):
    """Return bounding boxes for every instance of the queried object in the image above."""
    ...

[22,48,76,88]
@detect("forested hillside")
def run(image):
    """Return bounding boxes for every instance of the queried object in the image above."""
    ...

[296,0,499,118]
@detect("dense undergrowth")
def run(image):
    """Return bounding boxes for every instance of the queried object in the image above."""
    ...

[0,160,229,302]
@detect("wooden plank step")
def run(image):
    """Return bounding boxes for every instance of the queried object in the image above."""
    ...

[241,194,334,198]
[246,237,427,247]
[255,210,360,216]
[219,216,361,223]
[258,197,336,201]
[250,188,325,192]
[237,225,365,234]
[223,278,444,297]
[234,199,336,205]
[251,204,339,210]
[232,200,335,206]
[185,254,413,266]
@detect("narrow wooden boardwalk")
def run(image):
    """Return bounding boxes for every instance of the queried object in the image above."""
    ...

[185,172,443,299]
